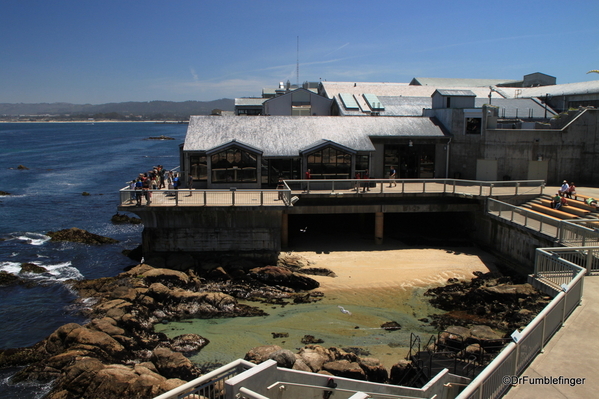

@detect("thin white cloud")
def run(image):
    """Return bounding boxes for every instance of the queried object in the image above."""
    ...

[189,67,199,82]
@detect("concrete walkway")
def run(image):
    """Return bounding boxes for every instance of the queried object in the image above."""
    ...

[502,186,599,398]
[503,276,599,399]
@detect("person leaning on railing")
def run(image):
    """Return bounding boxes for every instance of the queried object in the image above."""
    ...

[276,177,285,201]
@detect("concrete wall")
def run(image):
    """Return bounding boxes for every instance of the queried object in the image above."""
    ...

[445,108,599,184]
[132,207,283,258]
[472,210,555,272]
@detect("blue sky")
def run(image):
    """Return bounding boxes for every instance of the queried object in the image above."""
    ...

[2,0,598,104]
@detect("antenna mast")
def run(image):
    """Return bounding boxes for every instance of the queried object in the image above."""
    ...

[296,36,299,86]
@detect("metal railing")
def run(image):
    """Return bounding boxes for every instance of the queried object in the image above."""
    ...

[153,359,255,399]
[486,198,561,238]
[120,179,544,208]
[455,247,589,399]
[487,199,599,248]
[284,178,545,197]
[119,187,292,207]
[558,219,599,247]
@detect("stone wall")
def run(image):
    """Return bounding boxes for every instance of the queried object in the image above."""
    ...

[132,207,283,261]
[471,210,555,273]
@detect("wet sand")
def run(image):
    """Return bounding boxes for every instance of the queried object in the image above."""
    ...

[295,247,498,293]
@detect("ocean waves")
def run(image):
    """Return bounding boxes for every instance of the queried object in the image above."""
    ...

[0,260,83,284]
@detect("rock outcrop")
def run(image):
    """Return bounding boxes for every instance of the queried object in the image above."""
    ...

[0,256,328,399]
[46,227,119,245]
[425,272,550,332]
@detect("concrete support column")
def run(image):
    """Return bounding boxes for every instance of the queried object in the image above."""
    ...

[281,213,289,248]
[375,212,384,245]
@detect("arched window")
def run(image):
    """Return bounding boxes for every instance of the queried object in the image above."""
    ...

[210,146,258,183]
[307,146,351,179]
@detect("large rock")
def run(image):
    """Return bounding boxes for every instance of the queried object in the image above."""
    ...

[296,345,334,372]
[0,270,19,285]
[65,327,126,360]
[268,349,296,369]
[245,345,282,364]
[151,347,201,381]
[46,227,119,245]
[359,357,388,383]
[141,268,190,286]
[249,266,320,290]
[322,360,366,380]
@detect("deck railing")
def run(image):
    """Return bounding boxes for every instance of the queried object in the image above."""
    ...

[120,179,544,208]
[119,187,292,207]
[486,198,561,237]
[455,247,588,399]
[152,359,255,399]
[284,178,545,197]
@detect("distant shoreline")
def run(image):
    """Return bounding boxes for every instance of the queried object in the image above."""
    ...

[0,120,188,123]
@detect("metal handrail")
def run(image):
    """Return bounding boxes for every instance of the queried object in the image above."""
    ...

[153,359,255,399]
[455,249,587,399]
[285,178,544,196]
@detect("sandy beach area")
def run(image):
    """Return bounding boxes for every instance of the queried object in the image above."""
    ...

[294,247,498,293]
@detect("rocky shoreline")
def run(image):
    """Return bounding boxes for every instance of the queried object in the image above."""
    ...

[0,229,550,399]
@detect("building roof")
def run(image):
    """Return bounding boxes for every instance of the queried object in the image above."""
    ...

[410,77,518,87]
[508,80,599,98]
[336,96,432,116]
[235,98,267,106]
[433,89,476,97]
[184,116,449,157]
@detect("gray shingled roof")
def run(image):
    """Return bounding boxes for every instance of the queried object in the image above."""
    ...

[235,98,267,106]
[184,116,448,157]
[336,96,431,116]
[434,89,476,97]
[411,77,518,87]
[511,80,599,98]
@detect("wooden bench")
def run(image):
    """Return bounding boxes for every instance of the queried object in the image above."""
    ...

[573,193,597,203]
[530,203,579,220]
[538,199,590,218]
[520,207,562,222]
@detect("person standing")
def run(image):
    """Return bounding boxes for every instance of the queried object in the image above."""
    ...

[276,177,285,201]
[362,169,370,192]
[388,166,397,187]
[305,169,311,180]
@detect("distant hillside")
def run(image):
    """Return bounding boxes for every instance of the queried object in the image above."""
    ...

[0,99,235,120]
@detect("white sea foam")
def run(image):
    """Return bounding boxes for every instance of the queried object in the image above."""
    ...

[4,260,83,283]
[14,232,51,246]
[0,261,22,274]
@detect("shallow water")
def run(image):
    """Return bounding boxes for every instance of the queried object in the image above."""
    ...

[155,285,443,369]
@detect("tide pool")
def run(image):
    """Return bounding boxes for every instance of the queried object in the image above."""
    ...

[155,285,442,370]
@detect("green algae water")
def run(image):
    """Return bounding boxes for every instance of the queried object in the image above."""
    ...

[154,285,443,369]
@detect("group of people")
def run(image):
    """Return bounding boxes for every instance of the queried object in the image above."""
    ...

[551,180,576,210]
[354,169,371,192]
[129,165,181,206]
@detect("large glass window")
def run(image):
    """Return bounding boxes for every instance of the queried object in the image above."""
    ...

[355,154,370,174]
[384,144,435,178]
[307,146,351,179]
[190,155,207,181]
[210,147,258,183]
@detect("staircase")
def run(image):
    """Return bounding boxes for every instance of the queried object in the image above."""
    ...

[400,332,508,388]
[519,193,599,222]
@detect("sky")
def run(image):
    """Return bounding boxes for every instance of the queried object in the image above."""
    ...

[1,0,599,104]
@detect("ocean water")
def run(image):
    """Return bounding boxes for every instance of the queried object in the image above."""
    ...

[0,122,445,397]
[0,122,187,397]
